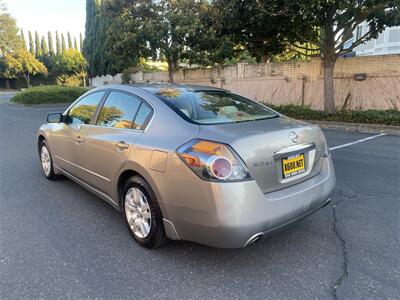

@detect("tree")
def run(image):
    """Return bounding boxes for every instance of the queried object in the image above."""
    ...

[214,0,296,63]
[79,33,83,52]
[20,29,27,50]
[53,48,87,86]
[84,0,95,76]
[0,1,23,92]
[61,33,67,52]
[0,53,20,89]
[55,31,61,54]
[0,10,21,55]
[147,0,236,70]
[48,31,55,56]
[84,0,125,77]
[74,37,78,50]
[183,1,236,66]
[1,49,47,87]
[84,0,107,77]
[93,8,113,76]
[28,31,35,55]
[252,0,400,112]
[34,31,42,57]
[39,35,53,71]
[0,0,5,12]
[67,32,73,49]
[146,0,219,82]
[41,36,48,56]
[102,0,220,82]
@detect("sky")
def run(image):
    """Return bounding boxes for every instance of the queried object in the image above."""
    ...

[4,0,86,42]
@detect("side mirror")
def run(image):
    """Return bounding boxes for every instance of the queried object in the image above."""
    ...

[47,113,63,123]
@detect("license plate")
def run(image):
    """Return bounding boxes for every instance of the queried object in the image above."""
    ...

[282,153,306,178]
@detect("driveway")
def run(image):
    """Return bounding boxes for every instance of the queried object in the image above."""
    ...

[0,91,17,104]
[0,95,399,299]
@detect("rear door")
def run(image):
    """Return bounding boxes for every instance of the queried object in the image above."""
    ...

[83,90,153,195]
[52,91,105,179]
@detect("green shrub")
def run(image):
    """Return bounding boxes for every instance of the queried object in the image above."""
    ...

[121,68,134,83]
[267,104,400,126]
[11,86,89,105]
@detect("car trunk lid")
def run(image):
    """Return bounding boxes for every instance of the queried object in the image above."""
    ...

[198,116,327,193]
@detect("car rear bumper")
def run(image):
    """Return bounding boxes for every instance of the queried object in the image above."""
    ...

[166,156,335,248]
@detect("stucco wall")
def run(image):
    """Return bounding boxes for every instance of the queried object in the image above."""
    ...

[91,54,400,110]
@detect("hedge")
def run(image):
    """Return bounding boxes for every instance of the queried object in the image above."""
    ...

[267,104,400,126]
[11,86,89,105]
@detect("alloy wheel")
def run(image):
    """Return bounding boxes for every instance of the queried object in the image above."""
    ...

[124,187,152,239]
[41,145,51,176]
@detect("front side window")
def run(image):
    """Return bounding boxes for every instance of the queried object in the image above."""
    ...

[68,91,105,125]
[97,91,141,129]
[155,89,277,124]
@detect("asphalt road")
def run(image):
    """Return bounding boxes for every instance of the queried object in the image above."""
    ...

[1,92,399,299]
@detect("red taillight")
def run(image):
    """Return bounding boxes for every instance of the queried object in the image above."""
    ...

[177,139,252,182]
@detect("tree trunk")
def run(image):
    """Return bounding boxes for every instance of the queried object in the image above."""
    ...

[322,56,336,113]
[80,68,87,87]
[167,58,174,83]
[24,72,31,88]
[321,21,337,113]
[261,53,269,63]
[5,79,11,90]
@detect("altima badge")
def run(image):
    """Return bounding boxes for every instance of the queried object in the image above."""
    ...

[289,131,299,143]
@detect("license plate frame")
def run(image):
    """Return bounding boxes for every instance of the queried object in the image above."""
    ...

[282,153,306,179]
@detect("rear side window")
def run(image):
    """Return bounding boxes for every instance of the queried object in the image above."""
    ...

[97,91,141,129]
[133,103,152,130]
[155,89,277,125]
[68,91,105,125]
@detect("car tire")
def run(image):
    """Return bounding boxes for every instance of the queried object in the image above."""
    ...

[122,176,168,248]
[39,140,59,180]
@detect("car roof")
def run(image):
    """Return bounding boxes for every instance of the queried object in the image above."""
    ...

[127,83,229,94]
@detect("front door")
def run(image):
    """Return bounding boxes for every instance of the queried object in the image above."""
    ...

[52,91,105,179]
[83,90,153,196]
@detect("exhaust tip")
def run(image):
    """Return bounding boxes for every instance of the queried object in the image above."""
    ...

[245,233,264,246]
[323,197,332,207]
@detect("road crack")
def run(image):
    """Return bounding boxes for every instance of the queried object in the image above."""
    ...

[331,189,351,300]
[331,186,379,300]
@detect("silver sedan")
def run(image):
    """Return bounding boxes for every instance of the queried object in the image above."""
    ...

[38,84,335,248]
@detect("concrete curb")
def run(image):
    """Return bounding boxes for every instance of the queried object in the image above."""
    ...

[306,120,400,136]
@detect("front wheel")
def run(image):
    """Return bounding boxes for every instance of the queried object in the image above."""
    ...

[39,140,59,180]
[122,176,167,248]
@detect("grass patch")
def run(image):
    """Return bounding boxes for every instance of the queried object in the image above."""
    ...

[268,104,400,126]
[11,86,89,105]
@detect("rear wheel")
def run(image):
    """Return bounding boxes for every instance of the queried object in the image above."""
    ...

[122,176,167,248]
[39,140,59,180]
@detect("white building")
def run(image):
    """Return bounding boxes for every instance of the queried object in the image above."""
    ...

[343,22,400,56]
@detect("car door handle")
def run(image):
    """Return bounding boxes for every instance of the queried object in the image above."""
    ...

[115,141,129,150]
[74,136,84,143]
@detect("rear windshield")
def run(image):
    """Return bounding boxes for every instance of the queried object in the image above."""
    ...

[155,89,278,124]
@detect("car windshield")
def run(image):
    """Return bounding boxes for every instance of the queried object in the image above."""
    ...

[155,89,278,124]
